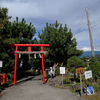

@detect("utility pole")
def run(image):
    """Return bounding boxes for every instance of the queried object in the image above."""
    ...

[85,7,95,57]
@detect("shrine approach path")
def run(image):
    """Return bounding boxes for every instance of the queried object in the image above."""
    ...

[0,75,85,100]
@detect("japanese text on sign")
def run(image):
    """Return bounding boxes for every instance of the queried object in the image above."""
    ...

[60,67,65,74]
[76,67,84,73]
[85,70,92,79]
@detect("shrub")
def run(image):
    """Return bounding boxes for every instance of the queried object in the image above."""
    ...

[70,67,75,73]
[93,85,100,92]
[69,83,73,87]
[63,79,67,84]
[55,67,60,76]
[63,77,71,84]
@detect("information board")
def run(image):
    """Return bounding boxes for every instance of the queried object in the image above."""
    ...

[0,61,2,67]
[60,67,65,74]
[85,70,92,79]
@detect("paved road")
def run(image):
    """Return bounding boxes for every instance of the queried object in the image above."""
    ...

[0,76,85,100]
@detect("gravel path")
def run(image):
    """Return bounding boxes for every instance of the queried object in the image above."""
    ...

[0,75,86,100]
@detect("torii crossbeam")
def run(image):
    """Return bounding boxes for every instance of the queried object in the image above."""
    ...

[9,44,49,85]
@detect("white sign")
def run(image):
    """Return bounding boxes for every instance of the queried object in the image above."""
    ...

[0,61,3,67]
[60,67,65,74]
[85,70,92,79]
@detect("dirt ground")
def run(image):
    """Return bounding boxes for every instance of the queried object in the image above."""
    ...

[0,75,86,100]
[0,71,99,100]
[47,75,100,100]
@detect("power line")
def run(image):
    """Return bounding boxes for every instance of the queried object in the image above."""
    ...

[88,1,100,10]
[77,10,86,30]
[74,22,100,35]
[91,22,100,28]
[74,1,100,35]
[74,28,88,35]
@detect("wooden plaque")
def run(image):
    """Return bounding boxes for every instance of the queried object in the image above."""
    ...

[76,67,84,73]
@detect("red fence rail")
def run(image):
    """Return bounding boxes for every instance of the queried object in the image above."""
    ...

[0,73,5,86]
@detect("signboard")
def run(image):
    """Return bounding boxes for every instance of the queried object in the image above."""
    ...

[60,67,65,74]
[76,67,85,73]
[0,61,3,67]
[85,70,92,79]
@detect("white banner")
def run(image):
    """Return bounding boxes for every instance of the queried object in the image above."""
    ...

[60,67,65,74]
[85,70,92,79]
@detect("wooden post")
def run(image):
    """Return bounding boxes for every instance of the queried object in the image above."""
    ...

[91,78,92,86]
[85,79,87,95]
[85,7,95,57]
[62,74,63,85]
[80,73,83,97]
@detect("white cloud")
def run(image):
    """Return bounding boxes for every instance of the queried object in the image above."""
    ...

[79,46,100,51]
[80,47,91,51]
[1,0,100,51]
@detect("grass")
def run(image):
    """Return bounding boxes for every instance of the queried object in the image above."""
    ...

[90,97,100,100]
[52,85,66,89]
[69,83,73,87]
[84,94,100,100]
[70,90,76,93]
[63,75,100,100]
[76,82,80,85]
[64,84,67,87]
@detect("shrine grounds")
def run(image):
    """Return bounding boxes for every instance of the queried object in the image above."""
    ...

[0,75,85,100]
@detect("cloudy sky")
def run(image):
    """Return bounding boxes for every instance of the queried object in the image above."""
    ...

[1,0,100,51]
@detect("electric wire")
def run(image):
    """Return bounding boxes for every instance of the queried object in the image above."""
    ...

[74,22,100,35]
[91,22,100,28]
[74,1,100,35]
[74,28,88,35]
[77,10,86,29]
[88,1,100,10]
[74,7,87,35]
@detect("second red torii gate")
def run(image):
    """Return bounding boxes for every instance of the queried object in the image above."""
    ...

[9,44,49,85]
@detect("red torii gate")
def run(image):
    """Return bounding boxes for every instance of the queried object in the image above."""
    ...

[9,44,49,85]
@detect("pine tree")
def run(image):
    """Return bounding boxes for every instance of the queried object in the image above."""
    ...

[38,20,83,67]
[0,7,36,73]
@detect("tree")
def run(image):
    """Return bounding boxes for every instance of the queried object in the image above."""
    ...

[38,20,83,67]
[98,57,100,62]
[0,7,36,73]
[80,57,87,62]
[0,7,11,29]
[67,56,85,70]
[67,56,85,80]
[0,7,12,72]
